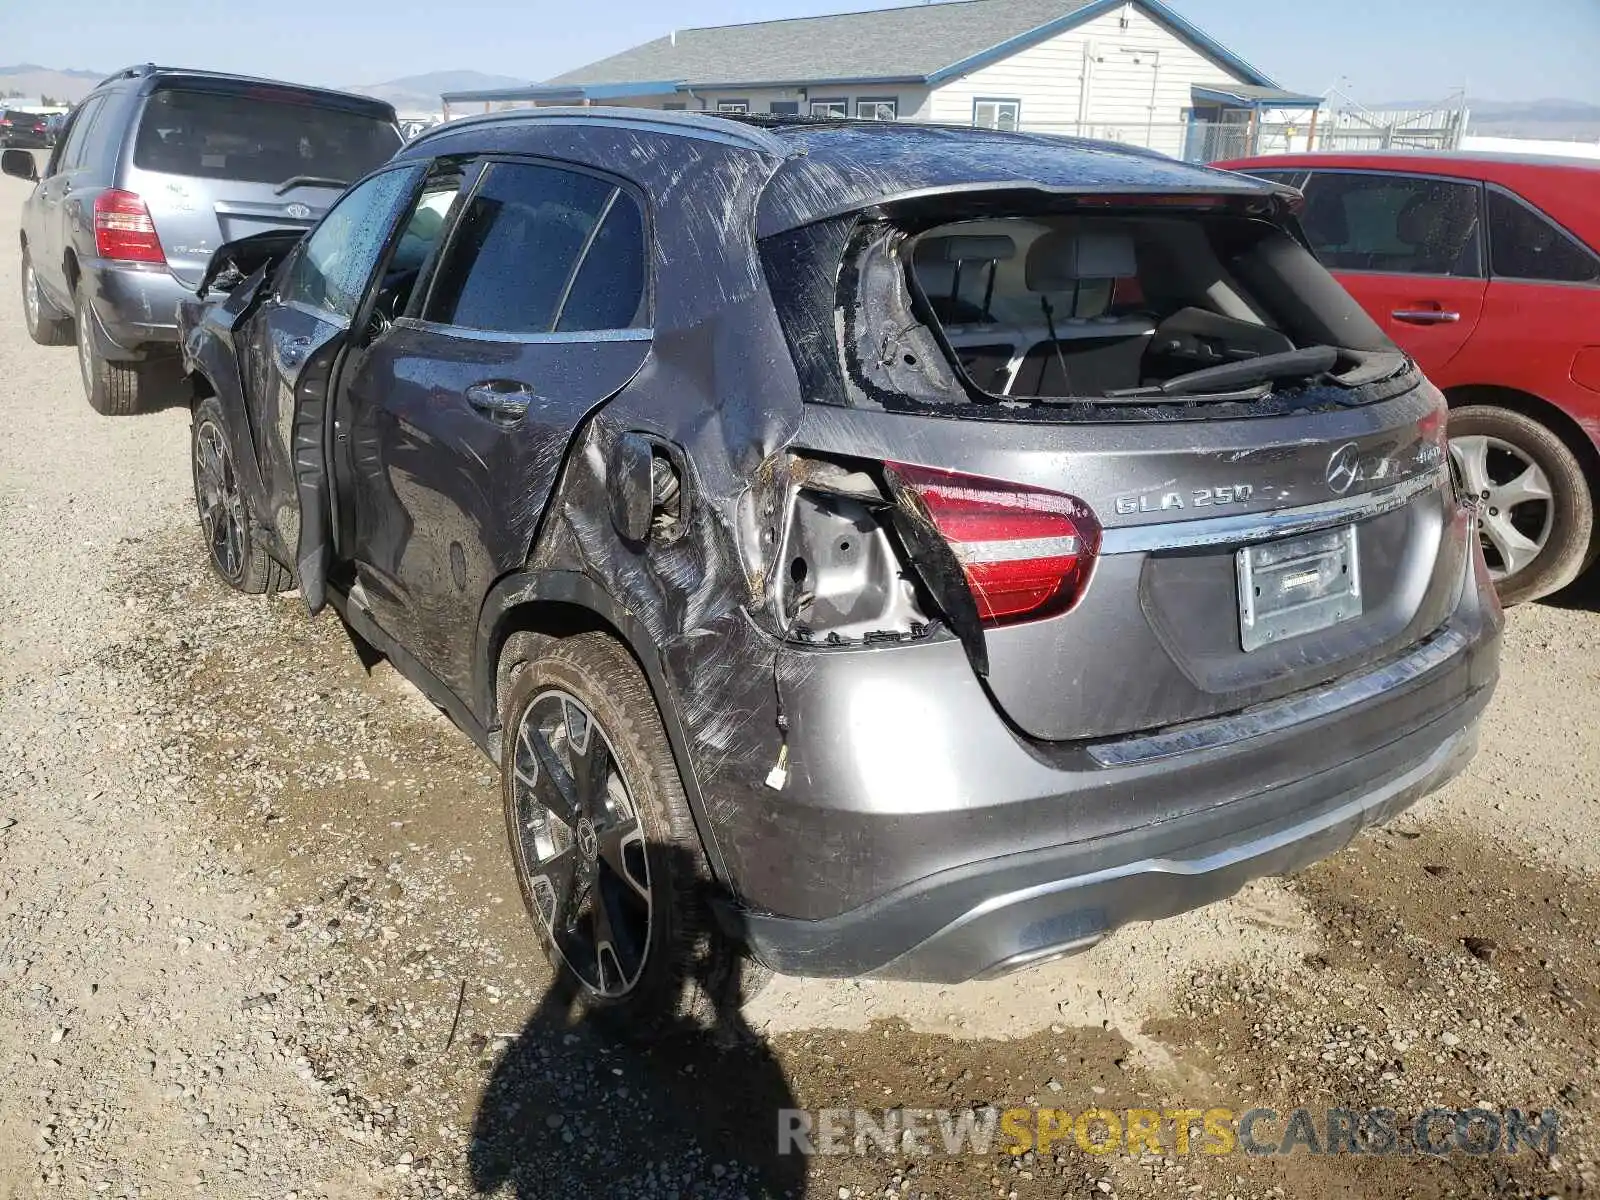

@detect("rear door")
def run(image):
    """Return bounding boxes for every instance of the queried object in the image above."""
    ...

[331,157,652,696]
[239,163,424,609]
[120,81,403,289]
[33,95,105,302]
[1297,169,1487,378]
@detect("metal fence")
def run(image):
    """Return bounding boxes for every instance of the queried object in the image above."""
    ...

[1012,106,1468,164]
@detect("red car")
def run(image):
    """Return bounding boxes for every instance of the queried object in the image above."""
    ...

[1218,150,1600,604]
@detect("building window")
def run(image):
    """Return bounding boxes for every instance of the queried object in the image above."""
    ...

[716,100,750,113]
[973,98,1021,131]
[809,98,848,118]
[662,102,687,111]
[769,101,800,116]
[856,98,898,121]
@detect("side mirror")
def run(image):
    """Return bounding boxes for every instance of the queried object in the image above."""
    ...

[1,149,39,183]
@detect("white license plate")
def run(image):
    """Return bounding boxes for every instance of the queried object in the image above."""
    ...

[1236,525,1362,652]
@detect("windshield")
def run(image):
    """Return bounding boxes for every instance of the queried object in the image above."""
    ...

[132,88,400,185]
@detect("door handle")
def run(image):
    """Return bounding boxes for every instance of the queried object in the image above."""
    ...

[1391,309,1461,325]
[466,381,536,424]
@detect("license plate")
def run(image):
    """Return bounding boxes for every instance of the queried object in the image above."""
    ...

[1236,525,1361,652]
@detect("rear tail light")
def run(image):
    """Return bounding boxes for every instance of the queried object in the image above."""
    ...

[94,189,166,264]
[886,462,1100,626]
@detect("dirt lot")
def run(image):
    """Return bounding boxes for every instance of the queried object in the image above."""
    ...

[2,169,1598,1200]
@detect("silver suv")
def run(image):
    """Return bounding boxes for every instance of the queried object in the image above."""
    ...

[3,65,401,414]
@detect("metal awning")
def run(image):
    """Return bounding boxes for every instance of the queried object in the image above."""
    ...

[1191,84,1323,110]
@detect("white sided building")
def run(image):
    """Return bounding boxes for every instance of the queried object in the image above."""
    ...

[442,0,1322,161]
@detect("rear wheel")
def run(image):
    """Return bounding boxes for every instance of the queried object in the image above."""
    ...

[1449,404,1593,605]
[191,395,290,595]
[20,247,71,345]
[75,289,143,416]
[501,632,767,1036]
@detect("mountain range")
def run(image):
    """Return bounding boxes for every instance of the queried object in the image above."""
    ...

[0,65,528,112]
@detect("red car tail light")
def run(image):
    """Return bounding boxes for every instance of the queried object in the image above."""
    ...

[886,462,1100,625]
[94,189,166,264]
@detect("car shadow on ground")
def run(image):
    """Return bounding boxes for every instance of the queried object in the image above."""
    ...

[467,846,807,1198]
[1542,561,1600,612]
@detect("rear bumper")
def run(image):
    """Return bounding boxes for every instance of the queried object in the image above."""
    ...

[82,260,191,359]
[724,549,1500,982]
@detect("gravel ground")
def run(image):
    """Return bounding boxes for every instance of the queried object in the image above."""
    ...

[2,169,1598,1200]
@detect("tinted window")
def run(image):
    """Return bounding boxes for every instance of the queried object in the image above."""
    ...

[374,172,464,321]
[1299,172,1482,276]
[426,163,627,334]
[283,166,420,319]
[1487,189,1600,283]
[53,97,103,174]
[556,194,646,331]
[132,88,400,186]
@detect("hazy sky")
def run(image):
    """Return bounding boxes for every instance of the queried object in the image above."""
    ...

[9,0,1599,104]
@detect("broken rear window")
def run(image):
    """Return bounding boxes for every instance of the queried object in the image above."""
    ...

[760,197,1405,419]
[906,207,1392,403]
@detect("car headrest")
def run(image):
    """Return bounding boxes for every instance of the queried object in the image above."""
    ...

[1025,228,1137,291]
[914,234,1016,266]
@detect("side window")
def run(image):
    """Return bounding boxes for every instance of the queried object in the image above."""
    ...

[556,192,647,331]
[77,95,124,175]
[1487,189,1600,284]
[374,170,465,322]
[1298,172,1481,277]
[283,166,421,320]
[51,96,103,175]
[426,162,645,334]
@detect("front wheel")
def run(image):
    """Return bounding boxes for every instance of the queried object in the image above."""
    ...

[501,632,767,1036]
[191,395,291,595]
[1449,404,1594,606]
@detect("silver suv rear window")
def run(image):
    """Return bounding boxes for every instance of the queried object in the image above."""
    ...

[132,88,400,186]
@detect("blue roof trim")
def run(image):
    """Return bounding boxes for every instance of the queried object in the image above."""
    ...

[925,0,1276,89]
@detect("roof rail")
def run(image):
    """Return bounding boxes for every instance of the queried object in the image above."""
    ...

[95,63,159,89]
[411,105,788,156]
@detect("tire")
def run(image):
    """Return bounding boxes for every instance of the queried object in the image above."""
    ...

[75,288,143,415]
[191,394,291,595]
[500,631,768,1037]
[1449,404,1594,606]
[20,246,71,345]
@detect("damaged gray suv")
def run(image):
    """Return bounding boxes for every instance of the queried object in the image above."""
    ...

[180,110,1501,1028]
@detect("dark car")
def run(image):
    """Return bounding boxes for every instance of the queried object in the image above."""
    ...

[179,110,1499,1028]
[1219,151,1600,604]
[0,109,50,149]
[3,65,401,415]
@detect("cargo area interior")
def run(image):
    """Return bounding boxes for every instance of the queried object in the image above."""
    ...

[907,210,1369,402]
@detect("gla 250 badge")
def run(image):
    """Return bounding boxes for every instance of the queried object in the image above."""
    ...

[1114,484,1256,516]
